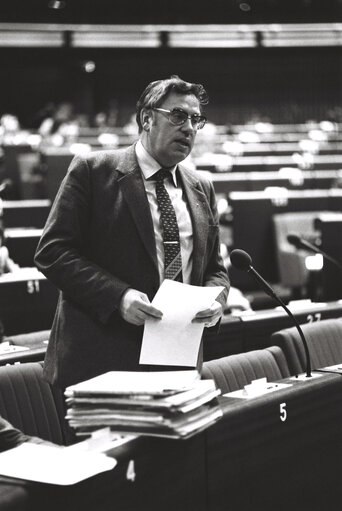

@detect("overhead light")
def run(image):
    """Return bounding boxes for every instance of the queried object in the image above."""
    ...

[82,60,96,73]
[48,1,66,9]
[239,3,251,12]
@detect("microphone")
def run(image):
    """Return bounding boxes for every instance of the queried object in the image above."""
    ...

[287,233,342,272]
[230,249,312,378]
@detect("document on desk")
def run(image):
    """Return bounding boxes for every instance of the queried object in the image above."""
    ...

[0,442,116,485]
[140,280,224,366]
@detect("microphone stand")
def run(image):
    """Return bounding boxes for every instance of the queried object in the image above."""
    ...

[274,297,312,378]
[248,265,312,378]
[288,235,342,272]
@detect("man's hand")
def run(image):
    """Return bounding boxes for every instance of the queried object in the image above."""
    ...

[192,300,223,328]
[119,288,163,326]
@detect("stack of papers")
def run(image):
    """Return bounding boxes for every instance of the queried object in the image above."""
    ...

[65,370,222,440]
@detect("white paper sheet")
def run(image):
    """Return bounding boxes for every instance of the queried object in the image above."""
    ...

[65,369,200,396]
[0,442,116,485]
[139,280,224,366]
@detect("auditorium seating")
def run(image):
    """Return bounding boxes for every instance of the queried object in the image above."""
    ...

[0,329,49,366]
[0,361,207,511]
[202,346,290,393]
[3,329,50,347]
[0,269,58,335]
[228,188,342,290]
[211,169,342,194]
[2,200,51,229]
[272,210,327,288]
[271,317,342,375]
[203,300,342,361]
[5,227,42,267]
[0,347,341,511]
[0,362,67,445]
[39,148,74,201]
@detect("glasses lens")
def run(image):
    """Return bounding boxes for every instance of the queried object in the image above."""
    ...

[194,116,206,129]
[170,110,187,125]
[168,109,207,129]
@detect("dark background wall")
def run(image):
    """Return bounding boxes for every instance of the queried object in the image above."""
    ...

[2,0,342,25]
[1,46,341,128]
[1,0,342,127]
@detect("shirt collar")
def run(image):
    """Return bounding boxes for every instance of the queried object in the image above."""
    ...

[135,139,178,186]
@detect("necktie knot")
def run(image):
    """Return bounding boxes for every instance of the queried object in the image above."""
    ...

[155,168,172,183]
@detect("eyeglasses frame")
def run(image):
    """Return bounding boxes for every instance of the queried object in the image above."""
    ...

[153,107,207,130]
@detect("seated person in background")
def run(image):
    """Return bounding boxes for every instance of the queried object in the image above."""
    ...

[220,243,252,312]
[226,286,252,312]
[0,415,129,511]
[0,228,19,275]
[0,415,56,452]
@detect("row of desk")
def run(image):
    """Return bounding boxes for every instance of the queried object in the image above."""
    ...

[203,300,342,360]
[1,369,341,511]
[1,295,342,364]
[0,268,57,336]
[6,140,342,201]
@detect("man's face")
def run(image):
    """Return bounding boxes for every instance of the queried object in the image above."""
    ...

[144,92,201,168]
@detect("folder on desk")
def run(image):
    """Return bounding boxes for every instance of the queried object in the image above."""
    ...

[65,371,222,440]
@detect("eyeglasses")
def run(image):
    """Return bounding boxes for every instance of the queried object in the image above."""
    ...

[153,108,207,130]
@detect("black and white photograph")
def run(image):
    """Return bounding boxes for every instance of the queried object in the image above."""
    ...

[0,2,341,510]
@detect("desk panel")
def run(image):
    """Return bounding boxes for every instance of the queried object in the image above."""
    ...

[0,434,206,511]
[0,270,58,335]
[2,200,51,229]
[0,477,28,511]
[203,301,342,361]
[206,373,342,511]
[6,228,42,267]
[0,374,341,511]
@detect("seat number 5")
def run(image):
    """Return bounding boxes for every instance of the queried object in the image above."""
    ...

[280,402,287,422]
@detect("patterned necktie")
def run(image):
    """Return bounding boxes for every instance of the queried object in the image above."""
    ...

[154,168,183,282]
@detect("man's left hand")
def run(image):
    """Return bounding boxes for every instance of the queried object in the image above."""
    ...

[192,300,223,328]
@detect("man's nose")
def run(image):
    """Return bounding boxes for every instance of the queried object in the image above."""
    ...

[180,118,195,133]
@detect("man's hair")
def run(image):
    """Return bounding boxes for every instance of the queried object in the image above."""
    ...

[136,75,209,133]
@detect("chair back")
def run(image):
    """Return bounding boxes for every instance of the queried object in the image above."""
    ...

[0,362,66,445]
[271,318,342,375]
[202,346,290,394]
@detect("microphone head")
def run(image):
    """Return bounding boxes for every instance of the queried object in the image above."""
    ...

[287,233,301,248]
[230,249,252,272]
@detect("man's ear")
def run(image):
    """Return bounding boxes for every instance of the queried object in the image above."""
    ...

[141,109,151,131]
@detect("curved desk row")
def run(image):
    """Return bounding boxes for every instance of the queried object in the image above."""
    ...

[1,370,341,511]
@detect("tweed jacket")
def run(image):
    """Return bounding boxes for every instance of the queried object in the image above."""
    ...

[34,144,229,388]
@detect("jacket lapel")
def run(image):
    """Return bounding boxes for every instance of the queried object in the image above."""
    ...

[178,165,209,285]
[115,146,159,274]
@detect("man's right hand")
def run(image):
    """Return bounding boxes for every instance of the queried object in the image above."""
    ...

[119,288,163,326]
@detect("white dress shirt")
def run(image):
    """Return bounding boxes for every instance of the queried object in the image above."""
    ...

[135,139,193,284]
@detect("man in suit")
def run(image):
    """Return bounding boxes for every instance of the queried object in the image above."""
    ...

[35,75,230,388]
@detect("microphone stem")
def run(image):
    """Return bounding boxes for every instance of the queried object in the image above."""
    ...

[276,297,312,378]
[299,242,342,271]
[320,252,342,271]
